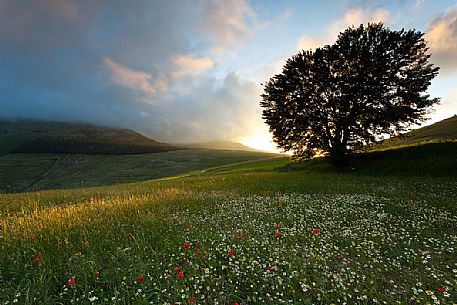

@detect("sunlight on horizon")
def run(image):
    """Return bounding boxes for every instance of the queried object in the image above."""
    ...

[239,129,282,153]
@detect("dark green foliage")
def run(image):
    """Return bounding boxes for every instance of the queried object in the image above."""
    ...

[261,23,440,163]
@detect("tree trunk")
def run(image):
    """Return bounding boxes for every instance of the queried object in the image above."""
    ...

[329,142,348,165]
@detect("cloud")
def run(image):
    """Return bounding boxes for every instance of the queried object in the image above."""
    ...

[0,0,79,52]
[426,7,457,72]
[296,7,391,52]
[430,87,457,121]
[328,7,390,39]
[297,36,326,51]
[138,72,263,143]
[103,58,168,101]
[198,0,256,52]
[0,0,264,143]
[172,55,214,79]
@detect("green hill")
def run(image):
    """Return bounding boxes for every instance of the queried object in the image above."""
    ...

[369,115,457,150]
[178,140,259,151]
[0,119,176,155]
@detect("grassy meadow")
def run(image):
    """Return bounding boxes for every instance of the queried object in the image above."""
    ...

[0,150,278,193]
[1,143,457,304]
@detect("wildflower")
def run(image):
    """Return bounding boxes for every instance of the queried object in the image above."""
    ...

[137,275,144,282]
[276,231,281,238]
[67,277,76,287]
[183,243,190,249]
[276,223,280,228]
[174,267,180,273]
[299,274,305,279]
[178,272,185,279]
[10,211,16,215]
[229,249,236,256]
[196,241,201,245]
[187,297,196,303]
[95,271,100,277]
[312,228,320,235]
[196,248,201,253]
[438,287,446,293]
[89,296,98,302]
[268,267,274,273]
[127,233,133,238]
[33,257,40,263]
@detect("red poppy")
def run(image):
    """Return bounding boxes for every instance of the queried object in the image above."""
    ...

[178,272,185,279]
[95,271,100,277]
[299,274,305,279]
[276,231,281,238]
[183,243,190,249]
[33,257,40,263]
[196,248,201,253]
[127,233,133,238]
[276,223,280,228]
[187,297,196,303]
[268,267,274,273]
[137,275,145,282]
[67,277,76,287]
[312,228,320,235]
[10,211,15,215]
[234,303,239,305]
[228,249,236,256]
[438,287,446,293]
[196,241,201,245]
[174,267,180,273]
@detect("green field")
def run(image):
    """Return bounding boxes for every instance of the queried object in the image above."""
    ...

[0,150,279,193]
[367,115,457,151]
[1,142,457,304]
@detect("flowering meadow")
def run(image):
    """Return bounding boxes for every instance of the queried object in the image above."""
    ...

[0,157,457,304]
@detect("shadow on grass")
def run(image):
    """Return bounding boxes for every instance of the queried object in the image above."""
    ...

[281,142,457,177]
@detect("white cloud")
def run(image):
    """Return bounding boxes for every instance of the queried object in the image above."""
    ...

[431,88,457,122]
[198,0,256,52]
[426,7,457,72]
[328,8,390,40]
[172,55,214,79]
[296,7,391,52]
[103,57,168,100]
[297,35,326,51]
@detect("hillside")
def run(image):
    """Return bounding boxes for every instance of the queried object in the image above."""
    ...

[369,115,457,150]
[0,149,279,193]
[178,140,259,151]
[0,119,176,155]
[0,140,456,304]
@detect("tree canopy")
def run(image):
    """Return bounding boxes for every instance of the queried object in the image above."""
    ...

[260,23,439,163]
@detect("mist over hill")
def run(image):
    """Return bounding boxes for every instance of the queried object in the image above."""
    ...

[0,119,176,155]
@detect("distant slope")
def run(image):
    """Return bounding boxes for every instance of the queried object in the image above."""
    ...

[0,149,280,193]
[368,115,457,151]
[0,119,177,155]
[179,141,259,151]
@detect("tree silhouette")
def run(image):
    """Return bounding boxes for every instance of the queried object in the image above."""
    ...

[261,23,439,163]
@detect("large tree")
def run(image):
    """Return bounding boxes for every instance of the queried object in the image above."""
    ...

[261,23,439,163]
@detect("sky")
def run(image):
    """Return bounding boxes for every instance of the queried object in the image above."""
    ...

[1,0,457,152]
